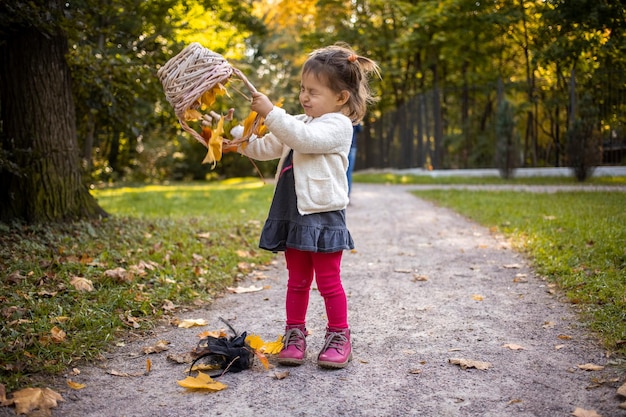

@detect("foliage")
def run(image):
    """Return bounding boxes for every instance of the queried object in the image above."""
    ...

[413,188,626,356]
[495,98,520,179]
[566,93,602,181]
[4,0,623,187]
[0,180,275,392]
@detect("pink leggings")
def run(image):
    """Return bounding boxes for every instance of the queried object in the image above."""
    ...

[284,248,348,330]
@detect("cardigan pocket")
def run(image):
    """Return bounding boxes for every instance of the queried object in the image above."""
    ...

[307,176,333,206]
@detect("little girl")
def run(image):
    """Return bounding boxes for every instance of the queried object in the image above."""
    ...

[230,43,379,369]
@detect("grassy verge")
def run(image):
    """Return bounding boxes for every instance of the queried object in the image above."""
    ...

[353,172,626,186]
[0,178,275,391]
[412,189,626,356]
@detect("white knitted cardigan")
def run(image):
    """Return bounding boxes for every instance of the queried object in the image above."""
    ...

[241,107,352,215]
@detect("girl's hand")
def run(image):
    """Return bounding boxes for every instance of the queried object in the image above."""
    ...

[251,92,274,118]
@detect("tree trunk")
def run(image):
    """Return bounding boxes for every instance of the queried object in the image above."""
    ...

[0,27,106,223]
[432,64,443,169]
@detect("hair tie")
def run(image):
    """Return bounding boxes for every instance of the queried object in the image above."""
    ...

[348,54,358,63]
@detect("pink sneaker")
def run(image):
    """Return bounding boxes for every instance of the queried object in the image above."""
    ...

[317,328,352,369]
[278,325,307,366]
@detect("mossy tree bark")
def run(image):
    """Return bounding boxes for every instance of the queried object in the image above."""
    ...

[0,24,106,223]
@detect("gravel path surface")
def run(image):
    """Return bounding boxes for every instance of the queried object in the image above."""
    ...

[10,183,625,417]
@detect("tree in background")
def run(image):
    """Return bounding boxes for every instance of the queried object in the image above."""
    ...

[0,0,106,223]
[0,0,265,223]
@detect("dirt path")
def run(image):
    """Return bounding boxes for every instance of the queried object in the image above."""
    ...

[15,183,626,416]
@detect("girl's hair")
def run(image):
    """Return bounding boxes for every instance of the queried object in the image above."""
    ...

[302,42,381,122]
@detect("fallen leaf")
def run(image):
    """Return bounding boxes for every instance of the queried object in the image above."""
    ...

[226,285,264,294]
[558,334,572,340]
[412,274,428,282]
[245,334,283,354]
[69,276,94,292]
[273,371,290,380]
[571,407,602,417]
[50,316,70,324]
[449,358,492,370]
[106,369,145,377]
[503,263,522,269]
[146,358,152,374]
[66,380,86,390]
[617,382,626,397]
[167,352,195,364]
[253,350,270,370]
[577,363,604,371]
[513,274,528,283]
[472,294,484,301]
[104,267,132,283]
[178,319,207,328]
[50,326,66,343]
[555,344,566,350]
[6,387,64,415]
[502,343,525,350]
[198,330,228,339]
[142,340,170,354]
[177,372,227,391]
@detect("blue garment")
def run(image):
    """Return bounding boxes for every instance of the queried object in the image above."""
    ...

[347,124,362,195]
[259,151,354,253]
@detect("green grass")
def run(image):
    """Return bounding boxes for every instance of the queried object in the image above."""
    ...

[353,172,626,186]
[412,189,626,355]
[0,178,275,391]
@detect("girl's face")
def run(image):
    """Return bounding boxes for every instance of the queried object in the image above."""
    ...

[299,72,348,118]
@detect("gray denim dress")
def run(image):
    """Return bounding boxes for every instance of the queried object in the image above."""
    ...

[259,150,354,253]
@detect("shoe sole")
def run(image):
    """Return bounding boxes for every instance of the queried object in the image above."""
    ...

[317,353,352,369]
[277,356,305,366]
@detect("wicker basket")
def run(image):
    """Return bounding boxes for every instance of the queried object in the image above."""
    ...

[157,43,259,146]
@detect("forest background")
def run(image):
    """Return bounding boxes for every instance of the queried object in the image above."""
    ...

[0,0,626,184]
[0,0,625,223]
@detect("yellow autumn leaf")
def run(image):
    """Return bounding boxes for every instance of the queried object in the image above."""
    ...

[253,350,270,370]
[178,318,207,328]
[66,380,86,390]
[254,123,268,137]
[177,372,227,391]
[142,339,170,354]
[242,111,256,138]
[199,83,228,109]
[197,330,228,339]
[183,108,203,121]
[50,326,66,343]
[202,117,224,168]
[7,387,65,415]
[245,334,284,355]
[472,294,484,301]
